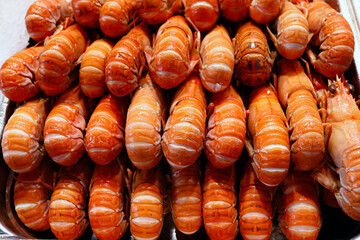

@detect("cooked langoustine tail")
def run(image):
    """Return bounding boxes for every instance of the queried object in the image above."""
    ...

[136,0,181,25]
[44,85,94,166]
[130,164,167,240]
[105,23,151,97]
[277,58,325,171]
[125,73,167,170]
[203,161,238,240]
[162,72,207,169]
[145,15,199,89]
[72,0,105,28]
[2,96,50,173]
[85,93,129,165]
[25,0,73,42]
[239,160,276,240]
[305,0,354,78]
[267,0,311,60]
[218,0,251,22]
[79,38,114,98]
[170,161,202,234]
[183,0,219,32]
[246,84,290,187]
[14,157,57,231]
[89,157,130,240]
[249,0,281,24]
[49,155,93,240]
[0,46,43,102]
[205,85,246,168]
[234,20,274,87]
[99,0,139,38]
[200,24,234,93]
[36,24,88,96]
[278,171,322,240]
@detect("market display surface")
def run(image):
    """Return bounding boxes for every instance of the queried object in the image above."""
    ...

[0,0,360,239]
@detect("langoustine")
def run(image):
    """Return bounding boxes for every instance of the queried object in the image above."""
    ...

[49,155,93,240]
[99,0,139,38]
[203,161,238,240]
[278,171,322,240]
[170,162,202,235]
[14,158,57,231]
[312,77,360,221]
[183,0,219,32]
[267,0,311,60]
[200,24,234,93]
[162,72,207,169]
[85,94,129,165]
[135,0,181,25]
[72,0,105,28]
[105,23,150,97]
[239,160,275,240]
[249,0,280,24]
[145,15,199,89]
[2,97,50,173]
[36,24,88,96]
[246,84,290,186]
[25,0,73,42]
[277,58,324,171]
[305,0,355,78]
[125,73,167,170]
[130,164,167,240]
[234,21,274,87]
[219,0,251,22]
[44,85,94,166]
[80,38,113,98]
[88,158,130,240]
[205,85,246,168]
[0,46,43,102]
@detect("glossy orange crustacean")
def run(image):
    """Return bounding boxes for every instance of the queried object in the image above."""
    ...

[305,0,355,78]
[145,15,199,89]
[239,160,275,240]
[246,84,290,187]
[130,165,167,240]
[170,161,202,235]
[36,24,88,96]
[72,0,105,28]
[0,46,43,102]
[44,85,94,166]
[234,21,274,87]
[249,0,281,24]
[125,74,167,170]
[85,93,129,165]
[276,58,325,171]
[2,97,50,173]
[267,0,311,60]
[79,38,114,98]
[278,171,322,240]
[200,24,234,93]
[162,73,207,169]
[312,77,360,221]
[136,0,181,25]
[14,158,57,231]
[205,85,246,168]
[105,23,150,97]
[219,0,251,22]
[25,0,73,42]
[183,0,219,32]
[89,158,130,240]
[49,155,93,240]
[99,0,139,38]
[203,161,238,240]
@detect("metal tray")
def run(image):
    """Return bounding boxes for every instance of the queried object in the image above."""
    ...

[1,0,360,239]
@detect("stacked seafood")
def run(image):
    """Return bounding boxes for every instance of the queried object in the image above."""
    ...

[0,0,357,239]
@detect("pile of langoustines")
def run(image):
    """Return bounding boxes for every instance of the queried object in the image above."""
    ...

[0,0,357,239]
